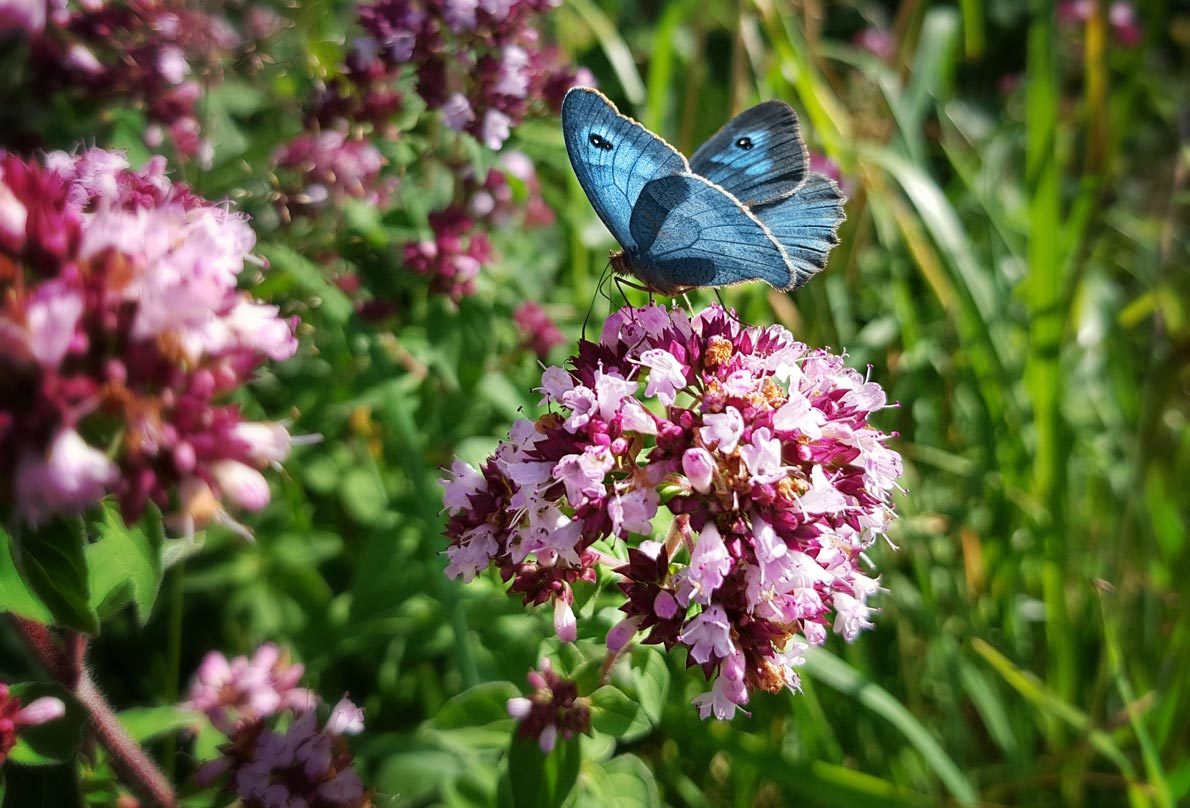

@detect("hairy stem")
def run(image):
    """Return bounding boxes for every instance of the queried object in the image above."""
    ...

[10,617,179,808]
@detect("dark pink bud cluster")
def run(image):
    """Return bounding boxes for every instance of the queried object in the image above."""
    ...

[513,301,564,361]
[464,151,554,228]
[272,131,397,220]
[0,149,299,533]
[354,0,590,149]
[506,659,591,752]
[852,26,895,60]
[402,206,493,302]
[187,645,369,807]
[443,304,903,719]
[9,0,239,162]
[0,682,66,765]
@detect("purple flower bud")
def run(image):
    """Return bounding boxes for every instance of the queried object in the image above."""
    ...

[553,597,577,643]
[210,460,271,512]
[682,447,715,493]
[606,615,642,652]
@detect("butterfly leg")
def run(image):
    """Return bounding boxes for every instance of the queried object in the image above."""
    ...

[582,261,616,342]
[713,288,745,326]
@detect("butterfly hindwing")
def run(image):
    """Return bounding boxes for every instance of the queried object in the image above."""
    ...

[561,88,689,252]
[689,101,808,207]
[751,173,846,289]
[628,173,795,293]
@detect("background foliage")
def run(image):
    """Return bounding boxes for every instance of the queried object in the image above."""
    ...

[2,0,1187,805]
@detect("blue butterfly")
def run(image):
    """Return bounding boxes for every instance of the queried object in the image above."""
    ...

[561,88,845,295]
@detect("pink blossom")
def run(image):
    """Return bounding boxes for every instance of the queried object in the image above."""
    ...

[0,0,46,35]
[638,348,687,405]
[15,430,118,524]
[691,674,748,720]
[681,523,732,606]
[326,697,366,736]
[679,604,735,665]
[700,406,745,453]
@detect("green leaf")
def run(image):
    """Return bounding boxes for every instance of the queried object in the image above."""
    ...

[116,706,204,745]
[502,733,581,808]
[85,502,164,625]
[0,527,53,624]
[258,242,354,324]
[5,683,85,767]
[804,647,978,806]
[630,648,669,727]
[588,685,649,739]
[11,518,98,634]
[431,682,520,730]
[577,754,659,808]
[339,464,388,526]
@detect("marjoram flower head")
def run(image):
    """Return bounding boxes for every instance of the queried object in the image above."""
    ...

[0,149,299,534]
[443,304,903,719]
[186,644,370,807]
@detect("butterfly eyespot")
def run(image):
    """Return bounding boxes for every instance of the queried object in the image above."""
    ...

[588,133,613,150]
[735,137,754,150]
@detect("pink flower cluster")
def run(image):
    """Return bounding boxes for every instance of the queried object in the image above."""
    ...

[442,304,902,719]
[5,0,238,162]
[464,151,555,229]
[187,644,368,808]
[0,149,298,531]
[513,301,564,361]
[185,643,316,734]
[506,659,590,752]
[355,0,590,149]
[0,682,66,765]
[272,131,396,220]
[403,206,493,302]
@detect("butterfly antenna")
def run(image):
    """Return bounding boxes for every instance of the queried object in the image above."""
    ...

[582,260,615,342]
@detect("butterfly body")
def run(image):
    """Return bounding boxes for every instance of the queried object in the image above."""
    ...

[562,87,845,295]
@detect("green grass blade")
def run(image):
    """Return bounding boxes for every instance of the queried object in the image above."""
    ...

[804,647,979,806]
[566,0,646,108]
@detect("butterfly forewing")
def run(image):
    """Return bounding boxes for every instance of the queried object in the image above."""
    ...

[561,88,689,252]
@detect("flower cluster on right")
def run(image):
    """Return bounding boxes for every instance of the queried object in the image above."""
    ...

[443,304,903,721]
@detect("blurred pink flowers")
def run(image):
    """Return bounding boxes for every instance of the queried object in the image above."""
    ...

[273,131,396,219]
[185,643,316,734]
[0,149,298,530]
[186,644,369,807]
[353,0,586,149]
[4,0,238,162]
[403,206,493,302]
[0,682,66,765]
[1058,0,1142,46]
[514,301,565,360]
[443,304,902,718]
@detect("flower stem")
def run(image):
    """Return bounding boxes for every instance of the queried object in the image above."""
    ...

[10,617,179,808]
